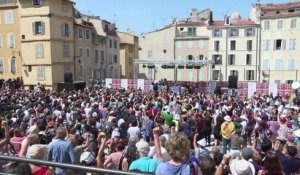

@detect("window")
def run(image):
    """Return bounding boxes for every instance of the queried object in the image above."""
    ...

[10,57,16,73]
[0,34,3,48]
[262,59,269,70]
[246,54,252,65]
[86,48,90,58]
[62,0,68,12]
[61,23,69,37]
[85,29,90,39]
[32,0,43,6]
[274,39,286,50]
[5,10,13,24]
[129,57,132,66]
[229,29,239,37]
[114,55,118,63]
[286,80,293,84]
[79,64,84,77]
[37,66,45,80]
[129,45,133,52]
[32,21,45,35]
[105,25,108,32]
[277,20,283,29]
[163,49,167,53]
[264,20,270,30]
[7,33,15,48]
[246,70,254,80]
[198,55,204,61]
[262,40,270,51]
[0,58,3,72]
[245,28,255,36]
[78,47,83,57]
[289,39,296,50]
[288,59,295,70]
[188,28,196,36]
[35,44,44,58]
[275,59,283,70]
[213,29,222,37]
[108,54,112,64]
[230,70,238,76]
[95,50,99,63]
[78,27,83,38]
[188,41,193,49]
[63,43,70,58]
[109,39,112,48]
[187,55,193,60]
[247,40,252,51]
[100,50,104,61]
[176,41,182,48]
[228,54,235,65]
[212,54,222,65]
[114,40,117,49]
[147,50,152,58]
[213,70,220,80]
[230,40,236,50]
[214,40,220,51]
[291,18,297,29]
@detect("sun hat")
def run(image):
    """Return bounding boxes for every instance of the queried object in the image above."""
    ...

[224,115,231,122]
[230,159,255,175]
[28,144,48,160]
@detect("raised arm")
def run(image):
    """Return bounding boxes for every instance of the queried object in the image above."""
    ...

[153,127,162,161]
[96,132,107,168]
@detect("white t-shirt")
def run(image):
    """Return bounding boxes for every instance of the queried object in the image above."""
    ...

[127,126,140,138]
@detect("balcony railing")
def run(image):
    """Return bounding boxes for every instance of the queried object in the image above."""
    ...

[0,0,17,7]
[176,31,197,38]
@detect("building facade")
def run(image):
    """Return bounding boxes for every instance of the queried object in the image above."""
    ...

[118,31,139,79]
[250,2,300,84]
[19,0,75,89]
[208,12,260,82]
[0,0,22,80]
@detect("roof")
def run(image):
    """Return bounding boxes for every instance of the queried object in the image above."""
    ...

[89,18,107,36]
[211,20,256,26]
[261,2,300,11]
[177,21,207,27]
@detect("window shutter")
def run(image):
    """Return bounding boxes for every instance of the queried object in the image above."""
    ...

[273,40,276,50]
[41,44,44,57]
[32,22,36,35]
[244,29,247,36]
[253,28,256,36]
[40,0,43,5]
[41,22,45,34]
[282,40,286,50]
[61,23,64,36]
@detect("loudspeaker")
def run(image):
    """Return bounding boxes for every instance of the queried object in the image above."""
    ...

[64,72,73,83]
[228,76,238,89]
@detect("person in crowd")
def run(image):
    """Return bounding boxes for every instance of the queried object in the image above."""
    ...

[221,115,235,154]
[258,151,284,175]
[47,127,76,175]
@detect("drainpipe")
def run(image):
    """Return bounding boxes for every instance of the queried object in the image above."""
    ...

[225,28,228,81]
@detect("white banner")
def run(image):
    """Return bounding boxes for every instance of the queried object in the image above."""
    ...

[105,78,112,88]
[121,79,128,89]
[269,83,278,97]
[248,82,256,98]
[137,79,145,90]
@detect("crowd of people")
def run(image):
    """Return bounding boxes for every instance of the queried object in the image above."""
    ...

[0,79,300,175]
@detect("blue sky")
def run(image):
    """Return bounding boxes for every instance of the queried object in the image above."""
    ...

[74,0,290,35]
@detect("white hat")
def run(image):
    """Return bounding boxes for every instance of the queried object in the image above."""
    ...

[111,128,120,138]
[28,144,48,160]
[224,115,231,122]
[230,159,255,175]
[80,151,95,165]
[294,129,300,137]
[197,138,206,147]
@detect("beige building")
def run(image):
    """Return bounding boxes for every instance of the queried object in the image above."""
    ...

[139,25,176,80]
[0,0,22,80]
[250,2,300,84]
[19,0,75,89]
[208,12,260,82]
[90,17,120,79]
[118,31,139,79]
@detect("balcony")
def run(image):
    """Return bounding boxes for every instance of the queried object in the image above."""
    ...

[0,0,17,7]
[175,31,207,40]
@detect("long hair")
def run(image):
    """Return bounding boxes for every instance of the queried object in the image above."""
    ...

[263,151,283,175]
